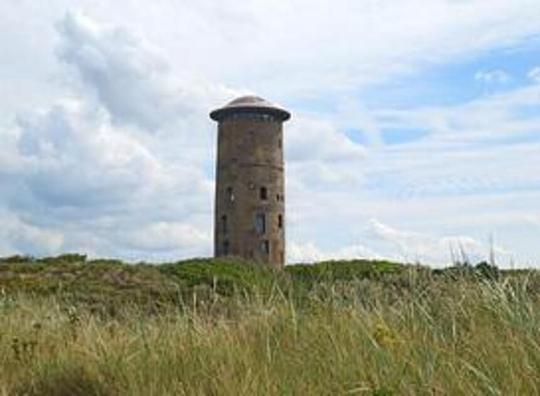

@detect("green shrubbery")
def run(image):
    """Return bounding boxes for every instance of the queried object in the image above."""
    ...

[0,255,538,394]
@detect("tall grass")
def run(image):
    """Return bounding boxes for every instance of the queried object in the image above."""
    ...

[1,268,538,395]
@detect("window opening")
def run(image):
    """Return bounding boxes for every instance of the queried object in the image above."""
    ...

[223,240,230,255]
[221,215,228,234]
[226,187,235,203]
[260,186,268,200]
[278,214,283,229]
[255,213,266,235]
[261,240,270,255]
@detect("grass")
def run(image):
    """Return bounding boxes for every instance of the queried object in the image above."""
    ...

[0,255,539,395]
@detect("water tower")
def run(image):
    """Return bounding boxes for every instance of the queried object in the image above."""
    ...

[210,96,291,269]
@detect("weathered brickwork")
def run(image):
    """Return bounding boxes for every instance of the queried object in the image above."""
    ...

[210,97,291,269]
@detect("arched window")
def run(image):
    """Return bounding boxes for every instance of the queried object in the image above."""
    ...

[278,214,283,229]
[260,187,268,200]
[223,240,230,255]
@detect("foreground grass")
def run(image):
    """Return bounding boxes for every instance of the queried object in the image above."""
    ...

[0,258,539,395]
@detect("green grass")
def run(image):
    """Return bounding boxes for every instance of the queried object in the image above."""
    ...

[0,255,538,395]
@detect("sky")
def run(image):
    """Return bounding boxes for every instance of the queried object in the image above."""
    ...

[1,0,539,267]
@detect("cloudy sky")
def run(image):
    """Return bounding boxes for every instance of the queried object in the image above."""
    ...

[1,0,539,267]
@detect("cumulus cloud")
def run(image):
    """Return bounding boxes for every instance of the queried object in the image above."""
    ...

[14,101,165,207]
[288,219,514,267]
[1,3,539,266]
[0,13,224,260]
[0,12,377,261]
[57,13,215,131]
[286,82,540,267]
[362,219,512,266]
[6,0,540,108]
[57,11,243,142]
[1,98,215,259]
[285,115,368,192]
[286,116,366,163]
[0,211,64,257]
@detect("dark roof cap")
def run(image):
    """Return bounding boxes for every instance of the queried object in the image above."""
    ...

[210,95,291,122]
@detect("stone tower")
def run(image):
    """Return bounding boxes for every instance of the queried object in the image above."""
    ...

[210,96,291,269]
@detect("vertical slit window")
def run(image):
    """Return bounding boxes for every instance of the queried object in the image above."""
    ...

[278,214,283,229]
[255,213,266,235]
[223,240,230,255]
[261,240,270,255]
[221,215,228,234]
[260,187,268,200]
[226,187,235,203]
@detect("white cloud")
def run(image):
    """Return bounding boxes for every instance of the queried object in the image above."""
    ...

[474,69,511,84]
[287,116,366,163]
[1,98,215,260]
[528,67,540,83]
[115,222,211,256]
[286,82,540,268]
[285,115,368,191]
[0,4,539,267]
[57,12,234,132]
[0,211,64,257]
[3,0,540,110]
[13,101,166,207]
[0,14,223,260]
[363,219,512,266]
[289,219,514,267]
[288,241,376,264]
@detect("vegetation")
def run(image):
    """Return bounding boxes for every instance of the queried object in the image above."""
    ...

[0,255,538,395]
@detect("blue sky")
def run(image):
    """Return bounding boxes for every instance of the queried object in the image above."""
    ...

[0,0,539,266]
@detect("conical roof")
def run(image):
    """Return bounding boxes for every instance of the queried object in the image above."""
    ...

[210,95,291,122]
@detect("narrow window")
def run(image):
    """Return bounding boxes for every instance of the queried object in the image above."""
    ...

[260,187,268,200]
[226,187,235,203]
[278,214,283,229]
[255,213,266,235]
[223,240,230,255]
[221,215,228,234]
[278,138,282,149]
[261,240,270,255]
